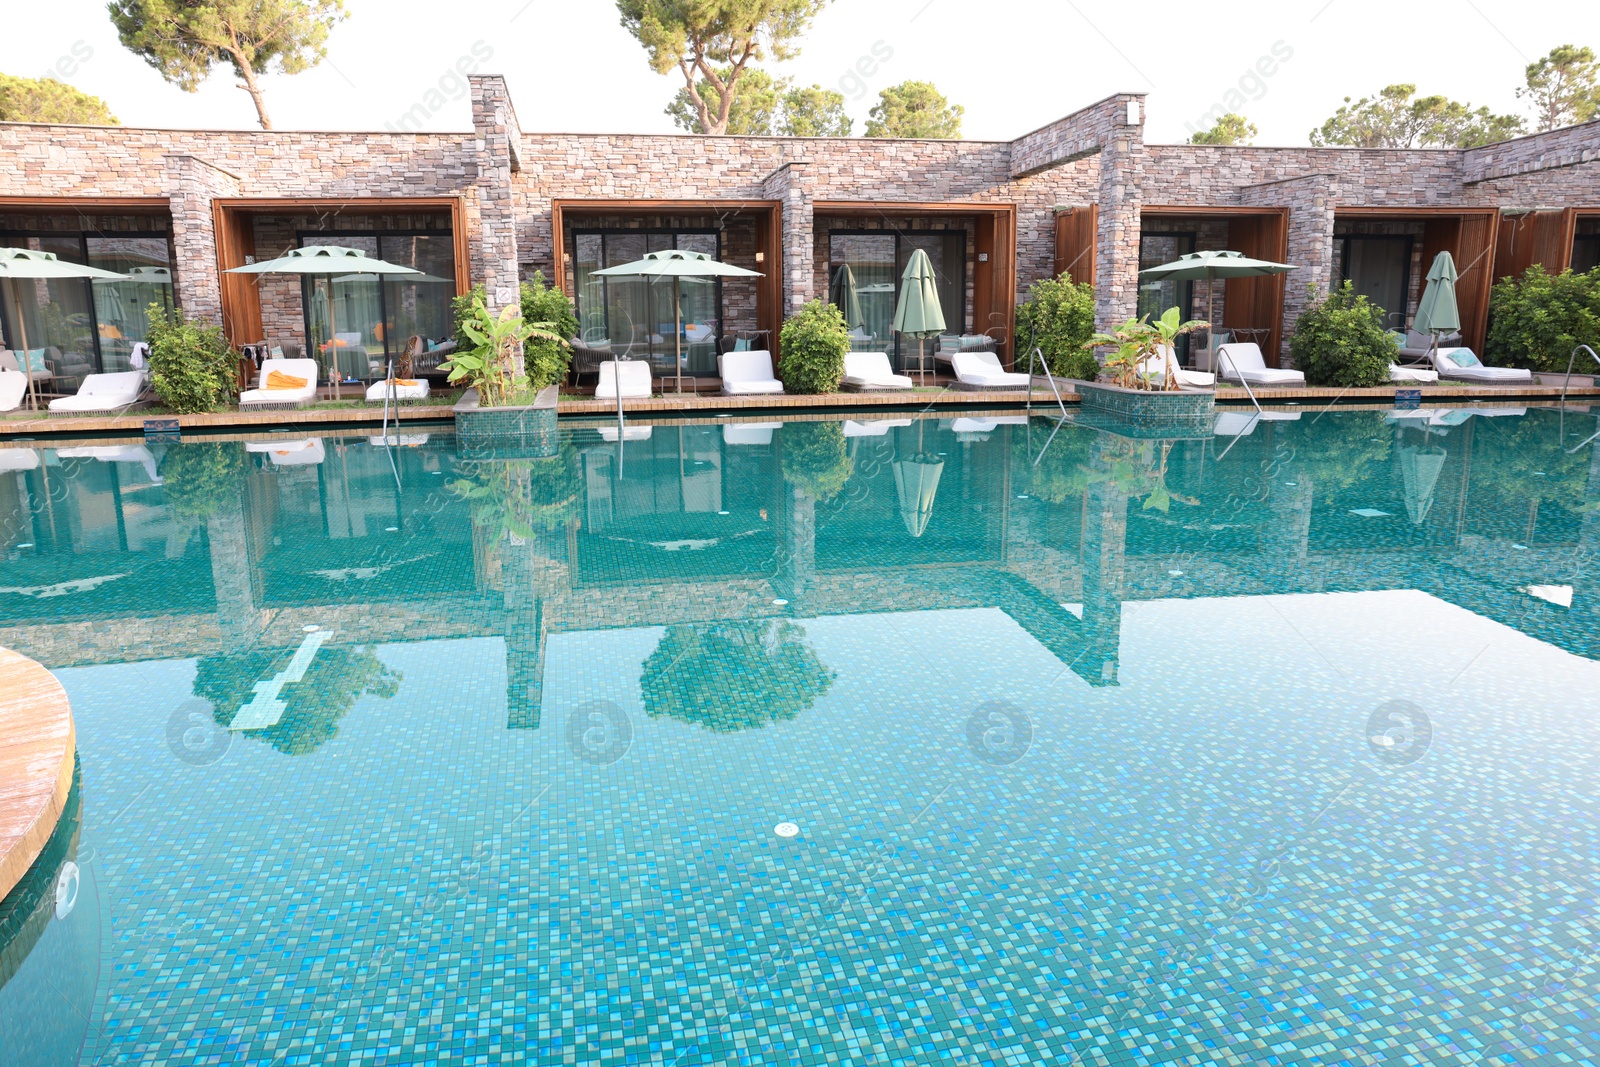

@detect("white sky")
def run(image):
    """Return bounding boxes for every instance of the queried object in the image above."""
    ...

[3,0,1597,145]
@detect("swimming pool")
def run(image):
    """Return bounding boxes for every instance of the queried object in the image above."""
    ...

[1,408,1597,1066]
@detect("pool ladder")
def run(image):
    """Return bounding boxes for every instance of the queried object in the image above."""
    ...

[1557,345,1600,453]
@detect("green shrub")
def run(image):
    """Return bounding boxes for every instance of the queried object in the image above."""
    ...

[1288,282,1395,387]
[144,303,237,413]
[777,299,849,394]
[1015,272,1099,380]
[781,421,853,501]
[519,272,577,389]
[1486,265,1600,371]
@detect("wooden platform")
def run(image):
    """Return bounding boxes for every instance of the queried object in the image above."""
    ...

[0,648,75,903]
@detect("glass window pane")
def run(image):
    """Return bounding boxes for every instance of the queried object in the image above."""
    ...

[829,234,897,357]
[300,236,379,380]
[379,234,457,359]
[0,236,97,390]
[87,236,174,374]
[575,235,606,342]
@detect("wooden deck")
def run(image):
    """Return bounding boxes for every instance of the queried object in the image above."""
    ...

[0,648,75,903]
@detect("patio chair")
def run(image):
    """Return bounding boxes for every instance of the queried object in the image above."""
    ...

[365,377,430,402]
[0,447,39,471]
[1396,329,1461,362]
[718,351,784,396]
[1429,347,1533,384]
[596,360,653,400]
[244,438,326,466]
[1216,343,1306,387]
[951,351,1030,390]
[240,358,321,409]
[568,337,612,384]
[368,433,431,447]
[723,422,781,445]
[48,370,148,414]
[841,352,914,391]
[1138,345,1216,390]
[935,334,997,371]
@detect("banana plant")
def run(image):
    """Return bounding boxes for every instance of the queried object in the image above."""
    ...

[441,295,564,407]
[1084,307,1209,390]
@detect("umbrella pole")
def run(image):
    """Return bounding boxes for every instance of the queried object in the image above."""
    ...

[326,281,338,401]
[674,278,684,395]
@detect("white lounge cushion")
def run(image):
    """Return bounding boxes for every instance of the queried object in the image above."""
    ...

[952,351,1030,388]
[597,425,653,442]
[841,352,913,390]
[719,351,784,395]
[842,418,913,437]
[595,360,653,400]
[1216,343,1306,386]
[240,358,320,406]
[48,370,146,412]
[1430,347,1532,382]
[365,378,430,401]
[245,438,325,465]
[1214,412,1259,436]
[369,433,430,447]
[0,369,26,412]
[57,444,162,481]
[1390,364,1439,384]
[723,422,781,445]
[0,447,40,471]
[1138,345,1216,389]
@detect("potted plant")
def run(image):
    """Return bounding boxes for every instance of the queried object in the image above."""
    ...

[446,293,567,456]
[1074,307,1216,432]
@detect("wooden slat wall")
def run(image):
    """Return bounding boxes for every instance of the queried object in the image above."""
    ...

[1492,209,1575,281]
[1421,211,1499,353]
[1053,206,1097,286]
[212,202,261,351]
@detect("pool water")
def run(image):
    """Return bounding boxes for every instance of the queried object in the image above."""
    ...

[1,408,1598,1066]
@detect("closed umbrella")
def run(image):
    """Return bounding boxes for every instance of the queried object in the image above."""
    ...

[829,264,865,332]
[227,245,422,396]
[1398,444,1448,525]
[1412,251,1461,363]
[0,247,128,411]
[891,420,944,537]
[1139,249,1295,363]
[892,249,946,383]
[593,249,763,393]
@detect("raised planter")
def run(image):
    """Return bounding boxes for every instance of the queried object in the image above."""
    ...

[454,385,560,459]
[1533,371,1597,389]
[1074,379,1215,438]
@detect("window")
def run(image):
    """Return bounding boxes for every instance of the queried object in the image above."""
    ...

[573,230,723,378]
[1573,233,1600,275]
[827,229,965,372]
[1139,232,1196,360]
[296,231,457,376]
[1335,235,1412,330]
[0,229,175,388]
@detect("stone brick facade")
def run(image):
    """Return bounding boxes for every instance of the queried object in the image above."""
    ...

[1,76,1596,370]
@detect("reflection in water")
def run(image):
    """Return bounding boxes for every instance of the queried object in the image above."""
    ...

[196,645,402,755]
[640,620,835,732]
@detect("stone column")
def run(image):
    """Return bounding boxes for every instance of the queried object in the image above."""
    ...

[206,492,263,649]
[1243,173,1337,365]
[762,159,815,314]
[470,76,523,314]
[164,154,241,325]
[1078,461,1129,687]
[774,484,816,607]
[1095,113,1144,328]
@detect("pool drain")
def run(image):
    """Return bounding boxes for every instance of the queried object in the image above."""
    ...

[773,822,799,838]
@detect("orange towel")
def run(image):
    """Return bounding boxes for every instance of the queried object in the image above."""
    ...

[265,370,309,390]
[391,378,420,387]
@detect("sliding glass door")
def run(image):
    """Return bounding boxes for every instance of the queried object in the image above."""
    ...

[1336,236,1412,330]
[572,230,723,378]
[1139,232,1195,361]
[297,232,457,377]
[827,230,965,372]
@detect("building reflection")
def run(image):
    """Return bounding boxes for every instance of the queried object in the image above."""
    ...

[3,407,1600,741]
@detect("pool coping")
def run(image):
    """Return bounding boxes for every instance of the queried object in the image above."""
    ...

[1,383,1596,440]
[0,647,76,904]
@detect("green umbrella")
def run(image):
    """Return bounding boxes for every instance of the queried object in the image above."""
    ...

[1413,251,1461,340]
[1138,249,1295,353]
[892,249,946,382]
[1398,444,1448,525]
[0,247,129,411]
[593,250,763,392]
[829,264,865,331]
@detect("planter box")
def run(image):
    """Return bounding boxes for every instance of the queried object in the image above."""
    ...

[454,385,560,459]
[1074,380,1215,438]
[1533,372,1597,389]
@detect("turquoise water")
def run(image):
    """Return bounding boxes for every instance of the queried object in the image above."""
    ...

[1,408,1598,1066]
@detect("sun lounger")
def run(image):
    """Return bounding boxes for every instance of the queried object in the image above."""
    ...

[0,448,40,471]
[56,444,162,482]
[951,351,1030,390]
[1390,365,1439,384]
[723,422,781,445]
[598,425,653,442]
[1216,343,1306,387]
[365,377,430,402]
[719,351,785,396]
[1214,411,1259,436]
[245,438,325,466]
[240,359,320,408]
[1430,347,1533,383]
[842,418,913,437]
[0,368,26,413]
[1138,345,1216,389]
[840,352,914,391]
[596,360,653,400]
[1395,328,1461,361]
[368,434,430,447]
[47,370,147,414]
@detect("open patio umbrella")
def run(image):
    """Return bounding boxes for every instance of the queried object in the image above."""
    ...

[592,249,763,392]
[1138,249,1295,358]
[227,245,422,396]
[1412,251,1461,363]
[892,249,946,383]
[829,264,866,331]
[0,247,129,411]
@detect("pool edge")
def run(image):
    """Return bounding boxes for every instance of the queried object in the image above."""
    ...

[0,648,76,905]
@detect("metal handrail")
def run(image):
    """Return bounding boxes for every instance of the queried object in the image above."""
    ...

[1024,345,1070,419]
[1216,348,1264,416]
[1559,344,1600,406]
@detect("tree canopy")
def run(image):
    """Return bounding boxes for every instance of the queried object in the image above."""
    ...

[777,83,850,136]
[864,80,963,138]
[1310,83,1524,148]
[1188,112,1255,146]
[1520,44,1600,132]
[618,0,830,135]
[0,73,118,124]
[108,0,348,130]
[665,66,850,135]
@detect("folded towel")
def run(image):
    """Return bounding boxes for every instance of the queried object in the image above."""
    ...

[265,370,309,390]
[391,378,419,387]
